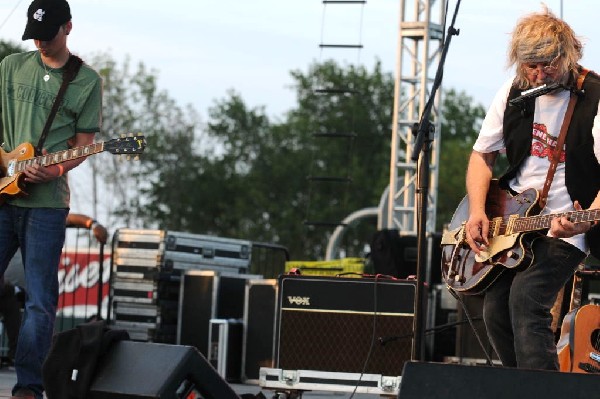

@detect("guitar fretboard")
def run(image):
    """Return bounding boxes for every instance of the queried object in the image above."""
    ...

[15,142,105,172]
[516,209,600,232]
[489,208,600,236]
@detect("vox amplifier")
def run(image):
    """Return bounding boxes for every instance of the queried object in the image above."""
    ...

[276,275,417,376]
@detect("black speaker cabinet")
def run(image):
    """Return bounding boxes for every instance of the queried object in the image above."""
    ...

[242,278,277,382]
[276,275,417,376]
[370,230,418,278]
[88,341,239,399]
[398,361,600,399]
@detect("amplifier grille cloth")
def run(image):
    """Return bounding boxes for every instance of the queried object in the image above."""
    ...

[278,310,413,375]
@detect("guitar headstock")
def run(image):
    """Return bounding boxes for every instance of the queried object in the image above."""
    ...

[105,134,146,157]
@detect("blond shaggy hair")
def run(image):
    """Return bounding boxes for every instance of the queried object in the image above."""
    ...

[508,4,583,89]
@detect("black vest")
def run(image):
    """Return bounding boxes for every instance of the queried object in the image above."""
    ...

[500,69,600,258]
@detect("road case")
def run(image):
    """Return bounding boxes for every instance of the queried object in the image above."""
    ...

[177,270,262,355]
[207,318,243,382]
[259,368,400,397]
[164,231,251,274]
[110,229,256,345]
[242,278,278,383]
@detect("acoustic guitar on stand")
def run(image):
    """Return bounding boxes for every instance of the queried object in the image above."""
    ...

[557,265,600,373]
[440,179,600,294]
[0,134,146,204]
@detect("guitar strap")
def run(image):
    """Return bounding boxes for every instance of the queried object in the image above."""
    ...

[538,68,590,209]
[35,54,84,156]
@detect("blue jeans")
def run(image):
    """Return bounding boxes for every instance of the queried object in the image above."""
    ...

[482,235,585,369]
[0,205,68,398]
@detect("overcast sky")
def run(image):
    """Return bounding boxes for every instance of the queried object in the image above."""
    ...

[2,0,595,118]
[0,0,597,219]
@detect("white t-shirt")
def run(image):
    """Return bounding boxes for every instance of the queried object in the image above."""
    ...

[473,77,600,253]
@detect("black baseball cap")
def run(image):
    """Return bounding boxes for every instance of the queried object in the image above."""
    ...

[22,0,71,41]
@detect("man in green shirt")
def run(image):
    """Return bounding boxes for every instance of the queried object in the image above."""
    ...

[0,0,102,397]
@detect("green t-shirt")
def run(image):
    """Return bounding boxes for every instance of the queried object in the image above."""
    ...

[0,51,102,208]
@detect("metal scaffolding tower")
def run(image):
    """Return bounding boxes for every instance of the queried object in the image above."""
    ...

[381,0,445,235]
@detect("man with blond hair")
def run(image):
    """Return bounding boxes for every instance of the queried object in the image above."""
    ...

[463,5,600,369]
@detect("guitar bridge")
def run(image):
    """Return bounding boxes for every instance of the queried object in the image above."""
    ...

[578,362,600,373]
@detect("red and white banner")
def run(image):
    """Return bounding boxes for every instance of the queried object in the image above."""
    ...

[57,249,111,319]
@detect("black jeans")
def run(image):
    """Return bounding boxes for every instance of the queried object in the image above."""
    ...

[482,235,585,369]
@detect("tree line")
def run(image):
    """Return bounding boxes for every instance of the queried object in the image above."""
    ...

[0,40,486,260]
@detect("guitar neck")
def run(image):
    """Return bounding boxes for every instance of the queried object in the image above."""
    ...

[512,208,600,233]
[17,142,105,171]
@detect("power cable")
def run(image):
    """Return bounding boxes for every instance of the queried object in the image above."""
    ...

[347,273,381,399]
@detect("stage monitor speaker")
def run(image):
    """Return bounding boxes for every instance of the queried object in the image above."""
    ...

[398,361,600,398]
[88,341,240,399]
[276,275,417,376]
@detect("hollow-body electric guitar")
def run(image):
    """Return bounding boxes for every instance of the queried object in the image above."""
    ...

[440,180,600,294]
[0,134,146,204]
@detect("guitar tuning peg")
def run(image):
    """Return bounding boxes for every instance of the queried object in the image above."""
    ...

[126,155,132,161]
[133,155,140,161]
[120,133,126,138]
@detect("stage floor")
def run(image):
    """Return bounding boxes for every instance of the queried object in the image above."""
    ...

[0,367,378,398]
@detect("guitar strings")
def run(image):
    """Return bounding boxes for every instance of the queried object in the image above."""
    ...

[486,208,600,237]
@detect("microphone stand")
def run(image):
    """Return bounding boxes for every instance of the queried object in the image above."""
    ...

[409,0,462,361]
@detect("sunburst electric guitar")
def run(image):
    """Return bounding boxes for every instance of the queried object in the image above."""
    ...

[440,180,600,294]
[0,134,146,204]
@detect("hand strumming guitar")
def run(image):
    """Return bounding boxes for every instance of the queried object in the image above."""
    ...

[465,210,490,255]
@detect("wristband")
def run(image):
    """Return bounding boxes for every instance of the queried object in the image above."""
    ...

[56,164,65,177]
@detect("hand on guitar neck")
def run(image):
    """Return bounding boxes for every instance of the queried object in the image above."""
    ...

[23,132,96,184]
[22,148,65,184]
[549,200,596,239]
